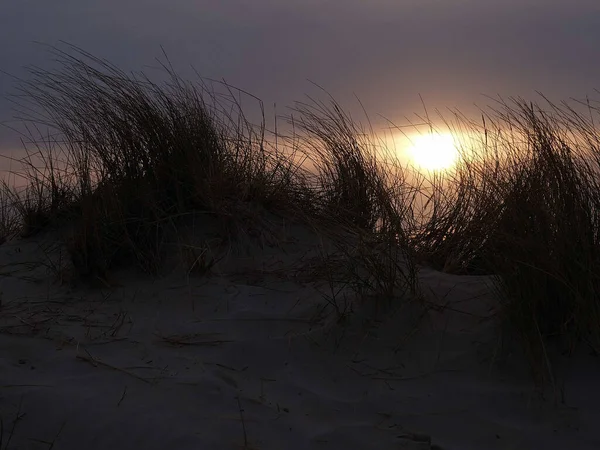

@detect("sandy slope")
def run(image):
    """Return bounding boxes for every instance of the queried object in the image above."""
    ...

[0,228,599,450]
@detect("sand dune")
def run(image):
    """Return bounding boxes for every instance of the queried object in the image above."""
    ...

[1,228,599,450]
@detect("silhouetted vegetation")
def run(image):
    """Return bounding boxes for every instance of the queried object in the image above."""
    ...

[3,45,600,385]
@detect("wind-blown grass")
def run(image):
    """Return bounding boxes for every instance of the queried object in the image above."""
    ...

[3,45,600,385]
[8,45,314,280]
[411,98,600,385]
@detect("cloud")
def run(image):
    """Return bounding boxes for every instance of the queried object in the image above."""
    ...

[2,0,600,148]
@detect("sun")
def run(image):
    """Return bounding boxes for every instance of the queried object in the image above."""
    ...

[407,133,459,171]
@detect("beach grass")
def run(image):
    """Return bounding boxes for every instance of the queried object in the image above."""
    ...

[3,44,600,384]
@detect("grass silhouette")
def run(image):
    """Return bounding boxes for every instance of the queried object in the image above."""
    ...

[3,44,600,386]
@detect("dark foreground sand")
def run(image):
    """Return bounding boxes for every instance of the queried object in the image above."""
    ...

[1,227,599,450]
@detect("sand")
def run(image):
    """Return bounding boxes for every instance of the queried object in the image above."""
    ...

[0,224,599,450]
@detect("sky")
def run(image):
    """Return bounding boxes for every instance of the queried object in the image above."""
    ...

[2,0,600,155]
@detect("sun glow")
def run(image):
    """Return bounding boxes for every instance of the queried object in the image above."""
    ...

[407,133,459,171]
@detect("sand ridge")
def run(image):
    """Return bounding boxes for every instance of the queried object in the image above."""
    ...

[0,231,599,450]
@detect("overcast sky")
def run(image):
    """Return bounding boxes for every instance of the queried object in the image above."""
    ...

[2,0,600,153]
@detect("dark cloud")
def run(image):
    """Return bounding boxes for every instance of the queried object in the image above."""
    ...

[2,0,600,150]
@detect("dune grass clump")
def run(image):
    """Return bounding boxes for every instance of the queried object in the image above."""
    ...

[9,45,313,281]
[3,45,420,311]
[286,94,420,305]
[410,98,600,384]
[6,45,420,309]
[484,100,600,378]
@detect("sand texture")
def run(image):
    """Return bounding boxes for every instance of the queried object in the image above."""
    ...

[1,230,599,450]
